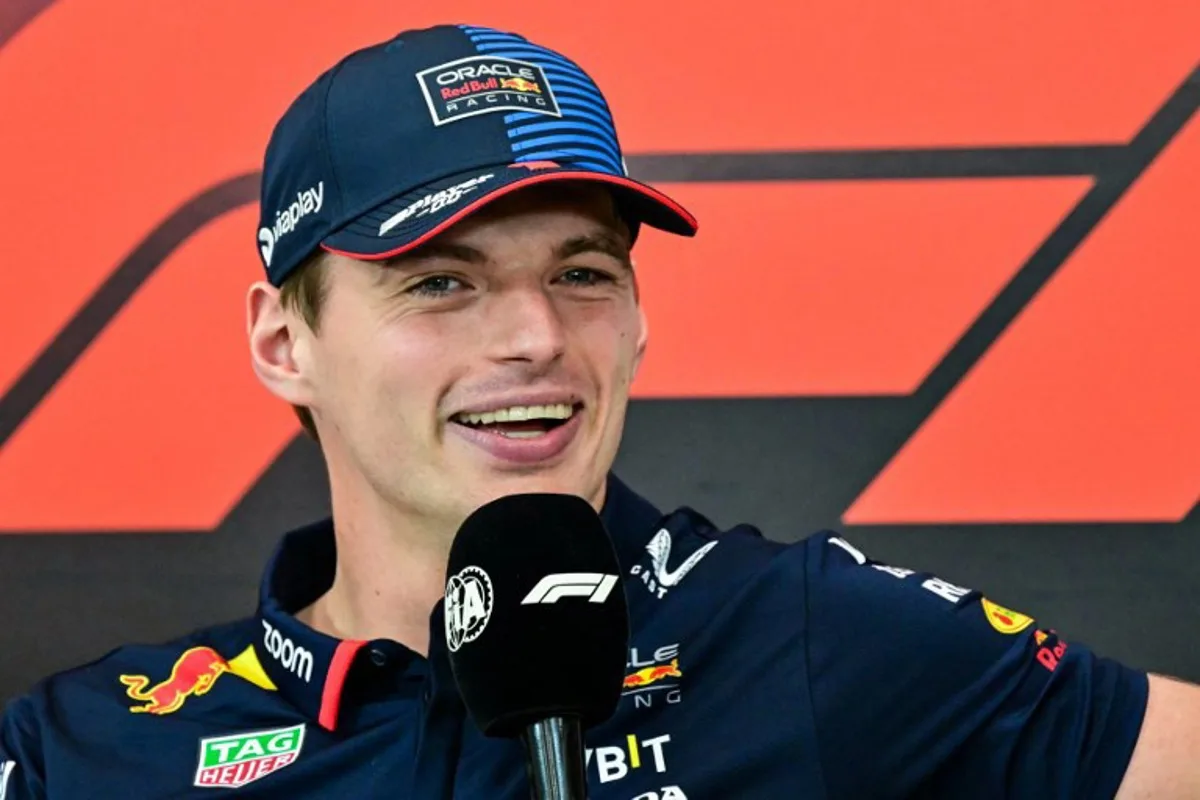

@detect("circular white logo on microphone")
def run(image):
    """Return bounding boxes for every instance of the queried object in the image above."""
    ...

[445,566,494,652]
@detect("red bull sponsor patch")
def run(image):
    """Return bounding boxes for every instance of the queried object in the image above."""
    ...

[623,659,683,689]
[194,723,305,789]
[623,644,684,709]
[1034,630,1069,672]
[980,598,1035,634]
[119,646,229,715]
[417,55,561,125]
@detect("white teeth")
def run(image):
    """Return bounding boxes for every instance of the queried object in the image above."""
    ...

[499,430,547,439]
[457,403,575,426]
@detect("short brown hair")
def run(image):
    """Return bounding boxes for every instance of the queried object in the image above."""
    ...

[277,252,329,441]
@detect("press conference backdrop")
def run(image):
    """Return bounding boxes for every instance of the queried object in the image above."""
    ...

[1,1,1198,702]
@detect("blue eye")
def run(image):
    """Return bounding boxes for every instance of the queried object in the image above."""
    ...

[559,268,615,286]
[408,275,466,297]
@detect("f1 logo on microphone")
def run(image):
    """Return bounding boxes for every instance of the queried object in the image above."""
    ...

[522,573,619,604]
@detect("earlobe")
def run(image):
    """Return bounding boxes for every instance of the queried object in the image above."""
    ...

[246,282,314,406]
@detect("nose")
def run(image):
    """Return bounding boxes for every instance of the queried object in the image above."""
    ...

[484,286,567,368]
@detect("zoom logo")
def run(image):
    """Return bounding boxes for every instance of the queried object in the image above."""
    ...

[261,620,314,683]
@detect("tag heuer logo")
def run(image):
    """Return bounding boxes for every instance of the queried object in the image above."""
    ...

[194,723,305,788]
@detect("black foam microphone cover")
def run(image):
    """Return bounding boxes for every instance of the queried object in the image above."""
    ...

[444,493,629,739]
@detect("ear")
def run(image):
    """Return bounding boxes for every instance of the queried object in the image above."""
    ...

[246,281,316,407]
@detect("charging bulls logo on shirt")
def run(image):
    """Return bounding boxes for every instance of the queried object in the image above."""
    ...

[623,642,683,709]
[119,647,231,715]
[118,645,277,716]
[416,55,561,126]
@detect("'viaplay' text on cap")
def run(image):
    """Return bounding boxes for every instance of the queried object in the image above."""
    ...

[256,24,698,286]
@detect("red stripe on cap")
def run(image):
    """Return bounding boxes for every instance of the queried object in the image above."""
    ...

[318,639,367,731]
[322,170,698,263]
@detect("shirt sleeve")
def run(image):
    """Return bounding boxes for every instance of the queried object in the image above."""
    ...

[802,532,1148,799]
[1,697,45,800]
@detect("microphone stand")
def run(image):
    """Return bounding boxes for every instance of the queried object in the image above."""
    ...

[520,716,587,800]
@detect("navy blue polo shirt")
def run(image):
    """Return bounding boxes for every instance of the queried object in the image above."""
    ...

[1,475,1147,798]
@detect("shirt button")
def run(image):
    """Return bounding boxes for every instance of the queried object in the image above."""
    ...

[369,648,387,667]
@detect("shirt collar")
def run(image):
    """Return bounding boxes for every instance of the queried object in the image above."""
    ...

[255,472,666,730]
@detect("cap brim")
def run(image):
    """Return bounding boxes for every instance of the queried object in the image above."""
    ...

[320,162,697,262]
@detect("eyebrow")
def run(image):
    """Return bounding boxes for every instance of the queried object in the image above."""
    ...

[381,230,633,272]
[383,241,487,268]
[555,232,633,271]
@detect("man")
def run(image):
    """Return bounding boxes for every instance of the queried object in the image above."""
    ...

[1,23,1196,799]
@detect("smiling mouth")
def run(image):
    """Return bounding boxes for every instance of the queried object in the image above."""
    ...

[450,402,582,439]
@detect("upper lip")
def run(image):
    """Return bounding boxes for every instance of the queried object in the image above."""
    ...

[450,392,584,419]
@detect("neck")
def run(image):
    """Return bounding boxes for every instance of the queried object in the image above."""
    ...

[296,473,453,657]
[296,453,612,656]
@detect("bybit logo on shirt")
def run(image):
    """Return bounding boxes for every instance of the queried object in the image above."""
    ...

[585,733,671,785]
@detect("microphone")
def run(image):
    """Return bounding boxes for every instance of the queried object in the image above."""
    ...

[443,493,630,800]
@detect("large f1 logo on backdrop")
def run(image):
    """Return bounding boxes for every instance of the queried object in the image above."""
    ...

[0,1,1197,531]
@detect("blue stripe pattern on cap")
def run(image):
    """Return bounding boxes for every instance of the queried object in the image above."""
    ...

[460,25,624,175]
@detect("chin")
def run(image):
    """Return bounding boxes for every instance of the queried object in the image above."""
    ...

[472,469,598,504]
[445,473,604,534]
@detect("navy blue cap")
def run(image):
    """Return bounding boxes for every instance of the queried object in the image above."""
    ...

[256,24,698,286]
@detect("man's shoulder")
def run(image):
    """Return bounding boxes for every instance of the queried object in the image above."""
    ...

[626,504,846,603]
[5,615,265,734]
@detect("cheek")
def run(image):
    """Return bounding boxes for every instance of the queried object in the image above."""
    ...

[318,316,458,420]
[609,302,645,361]
[370,321,464,410]
[566,304,641,380]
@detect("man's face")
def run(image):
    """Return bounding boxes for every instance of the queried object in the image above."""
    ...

[296,183,646,531]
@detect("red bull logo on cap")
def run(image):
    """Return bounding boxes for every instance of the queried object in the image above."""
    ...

[500,77,542,94]
[418,55,561,126]
[119,646,230,715]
